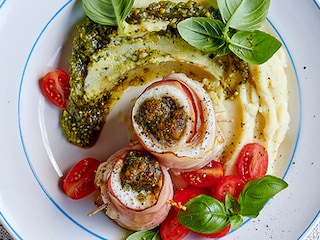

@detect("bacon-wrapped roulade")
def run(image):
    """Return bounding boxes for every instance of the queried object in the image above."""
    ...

[94,144,173,230]
[131,73,223,171]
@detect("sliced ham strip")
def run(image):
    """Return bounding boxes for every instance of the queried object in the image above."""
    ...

[94,144,173,230]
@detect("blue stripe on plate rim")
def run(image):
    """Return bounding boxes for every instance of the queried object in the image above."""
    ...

[0,0,310,239]
[0,212,22,240]
[0,0,6,9]
[0,0,316,9]
[298,211,320,239]
[15,1,107,239]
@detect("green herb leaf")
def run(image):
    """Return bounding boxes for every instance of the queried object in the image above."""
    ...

[229,30,282,64]
[225,194,240,215]
[178,194,229,234]
[177,17,226,52]
[225,194,243,230]
[215,43,231,57]
[177,1,281,64]
[126,227,161,240]
[82,0,134,35]
[229,214,243,230]
[217,0,271,31]
[238,175,288,217]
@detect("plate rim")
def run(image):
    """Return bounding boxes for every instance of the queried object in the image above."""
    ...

[1,0,319,239]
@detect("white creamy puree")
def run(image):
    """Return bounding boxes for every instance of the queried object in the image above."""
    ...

[207,47,290,175]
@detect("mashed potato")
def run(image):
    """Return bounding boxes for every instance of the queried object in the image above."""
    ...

[211,47,290,175]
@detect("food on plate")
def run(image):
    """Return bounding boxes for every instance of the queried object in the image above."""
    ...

[42,0,292,238]
[131,73,223,171]
[176,175,287,236]
[159,209,190,240]
[171,186,210,212]
[39,69,70,108]
[59,0,249,148]
[198,225,231,239]
[93,143,173,230]
[180,160,224,187]
[62,157,100,199]
[236,142,268,182]
[58,0,290,178]
[212,175,245,202]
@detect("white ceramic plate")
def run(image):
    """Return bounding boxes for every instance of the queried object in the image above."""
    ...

[0,0,319,239]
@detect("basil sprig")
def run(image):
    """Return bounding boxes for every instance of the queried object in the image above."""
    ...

[82,0,134,35]
[238,175,289,217]
[126,228,161,240]
[218,0,270,31]
[178,195,229,234]
[177,175,288,234]
[177,0,281,64]
[125,175,287,238]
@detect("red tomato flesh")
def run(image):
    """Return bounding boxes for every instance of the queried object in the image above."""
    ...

[172,186,210,212]
[213,175,244,202]
[160,209,189,240]
[39,69,70,108]
[198,224,231,238]
[181,161,224,187]
[236,143,268,182]
[63,158,100,200]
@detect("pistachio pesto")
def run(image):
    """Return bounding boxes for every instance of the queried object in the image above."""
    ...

[61,1,249,147]
[134,97,188,143]
[120,150,162,193]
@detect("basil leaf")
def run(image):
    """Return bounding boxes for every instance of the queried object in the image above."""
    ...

[229,30,282,64]
[215,43,231,57]
[225,194,240,215]
[177,17,226,52]
[126,228,161,240]
[217,0,270,31]
[229,214,243,230]
[82,0,134,34]
[238,175,288,217]
[178,194,229,234]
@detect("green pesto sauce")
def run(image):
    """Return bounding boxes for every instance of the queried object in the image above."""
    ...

[60,1,248,148]
[120,150,162,193]
[134,97,188,144]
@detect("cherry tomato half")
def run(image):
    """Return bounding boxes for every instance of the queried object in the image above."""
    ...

[63,158,100,200]
[160,209,189,240]
[39,69,70,108]
[236,143,268,182]
[198,224,231,238]
[172,186,210,212]
[181,161,224,187]
[213,175,244,202]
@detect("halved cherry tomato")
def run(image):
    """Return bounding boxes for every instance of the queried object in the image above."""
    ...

[169,171,189,190]
[63,158,100,200]
[39,69,70,108]
[181,161,224,187]
[198,224,231,238]
[172,186,210,212]
[160,209,189,240]
[236,143,268,182]
[213,175,244,202]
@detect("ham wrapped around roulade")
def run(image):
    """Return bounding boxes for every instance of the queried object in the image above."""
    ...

[94,144,173,230]
[131,73,223,171]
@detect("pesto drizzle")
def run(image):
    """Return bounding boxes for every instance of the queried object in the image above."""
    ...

[61,1,249,147]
